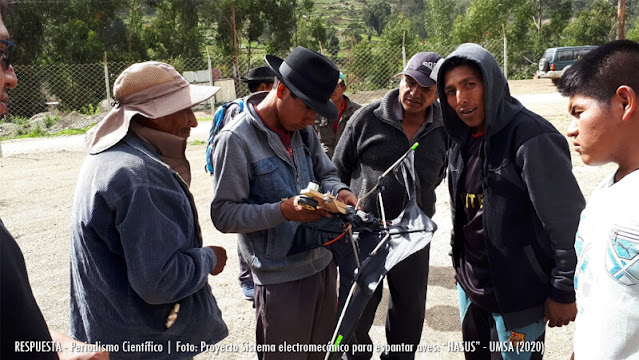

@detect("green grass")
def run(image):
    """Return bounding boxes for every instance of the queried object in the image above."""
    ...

[80,103,101,116]
[10,126,47,138]
[190,139,205,146]
[53,125,96,136]
[44,115,62,128]
[3,122,96,140]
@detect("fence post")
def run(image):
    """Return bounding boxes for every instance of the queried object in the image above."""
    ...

[207,46,215,113]
[104,52,112,110]
[402,31,406,68]
[502,24,508,79]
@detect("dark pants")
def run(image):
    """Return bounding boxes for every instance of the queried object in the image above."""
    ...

[238,243,254,287]
[255,261,337,360]
[337,233,430,360]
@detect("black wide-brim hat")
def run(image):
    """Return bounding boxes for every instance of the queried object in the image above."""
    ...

[240,66,275,83]
[265,46,339,120]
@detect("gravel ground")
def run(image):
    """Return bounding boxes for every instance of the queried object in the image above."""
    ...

[0,79,615,359]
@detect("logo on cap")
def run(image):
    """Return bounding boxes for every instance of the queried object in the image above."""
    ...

[422,62,436,70]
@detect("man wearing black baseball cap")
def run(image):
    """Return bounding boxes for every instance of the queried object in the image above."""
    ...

[210,46,357,359]
[333,52,448,359]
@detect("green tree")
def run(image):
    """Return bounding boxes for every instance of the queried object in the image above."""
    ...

[396,0,427,39]
[539,0,572,47]
[363,2,391,36]
[296,18,326,52]
[343,22,365,46]
[326,30,340,59]
[424,0,456,45]
[627,18,639,42]
[243,6,265,68]
[310,17,327,48]
[506,1,543,78]
[143,0,204,61]
[561,0,616,46]
[451,0,518,44]
[347,39,374,91]
[202,0,251,56]
[262,0,297,54]
[5,3,46,65]
[37,0,132,63]
[121,0,149,61]
[371,14,420,88]
[347,15,420,91]
[501,0,572,79]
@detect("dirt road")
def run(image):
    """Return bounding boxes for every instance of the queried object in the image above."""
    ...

[0,79,614,359]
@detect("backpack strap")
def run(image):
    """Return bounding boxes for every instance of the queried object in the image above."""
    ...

[205,98,246,174]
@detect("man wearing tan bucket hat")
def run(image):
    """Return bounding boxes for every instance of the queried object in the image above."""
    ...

[69,61,228,359]
[210,46,358,359]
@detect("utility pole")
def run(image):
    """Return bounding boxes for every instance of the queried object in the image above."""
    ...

[617,0,626,40]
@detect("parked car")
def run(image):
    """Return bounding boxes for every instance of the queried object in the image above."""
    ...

[536,45,598,79]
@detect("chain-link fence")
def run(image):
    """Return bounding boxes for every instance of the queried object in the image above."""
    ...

[8,39,507,120]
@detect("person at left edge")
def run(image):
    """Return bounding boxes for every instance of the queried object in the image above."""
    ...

[70,61,228,359]
[0,2,108,359]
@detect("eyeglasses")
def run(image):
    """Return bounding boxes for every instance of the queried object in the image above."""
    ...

[0,39,14,70]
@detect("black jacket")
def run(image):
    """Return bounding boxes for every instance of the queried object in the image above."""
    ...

[436,43,586,329]
[333,88,448,220]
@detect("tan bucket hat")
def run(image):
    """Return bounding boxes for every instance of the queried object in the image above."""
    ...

[85,61,220,154]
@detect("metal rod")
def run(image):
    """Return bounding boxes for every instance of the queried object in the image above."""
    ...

[103,52,111,110]
[326,282,359,360]
[370,233,391,256]
[378,191,388,231]
[349,227,360,269]
[355,142,419,208]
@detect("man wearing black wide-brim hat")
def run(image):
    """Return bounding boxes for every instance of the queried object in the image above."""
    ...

[240,66,275,91]
[219,67,276,130]
[210,46,358,359]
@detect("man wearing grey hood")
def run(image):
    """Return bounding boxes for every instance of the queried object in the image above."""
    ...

[436,43,585,359]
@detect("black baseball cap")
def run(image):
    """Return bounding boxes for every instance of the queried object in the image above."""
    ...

[395,52,443,87]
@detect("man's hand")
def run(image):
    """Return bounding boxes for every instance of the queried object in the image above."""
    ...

[209,246,227,275]
[544,298,576,327]
[280,195,331,222]
[337,189,358,208]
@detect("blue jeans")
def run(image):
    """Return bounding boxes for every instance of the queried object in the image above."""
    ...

[457,284,546,360]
